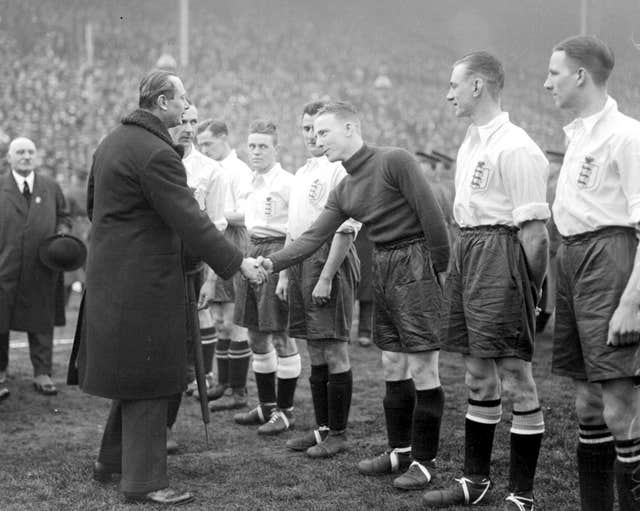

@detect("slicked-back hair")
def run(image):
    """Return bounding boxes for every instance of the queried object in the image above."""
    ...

[454,51,505,100]
[317,101,360,123]
[553,35,614,86]
[138,69,177,109]
[249,119,278,146]
[198,119,228,137]
[302,101,327,119]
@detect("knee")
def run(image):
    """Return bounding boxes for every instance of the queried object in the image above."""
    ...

[248,331,271,354]
[381,352,409,381]
[272,334,297,356]
[601,392,636,436]
[575,389,604,425]
[218,319,234,338]
[499,364,537,404]
[465,370,500,400]
[324,343,350,373]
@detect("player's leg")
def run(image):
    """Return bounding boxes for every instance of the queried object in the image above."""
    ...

[357,351,414,475]
[258,332,300,435]
[601,378,640,511]
[498,357,544,510]
[234,330,276,426]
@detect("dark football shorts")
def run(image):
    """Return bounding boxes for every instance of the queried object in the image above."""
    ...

[213,225,249,303]
[234,236,287,332]
[552,226,639,382]
[373,236,445,353]
[444,225,536,361]
[287,241,359,342]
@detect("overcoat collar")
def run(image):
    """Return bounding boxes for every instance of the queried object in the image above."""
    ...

[0,171,45,217]
[121,109,185,158]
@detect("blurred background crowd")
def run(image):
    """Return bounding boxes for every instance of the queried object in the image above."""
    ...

[1,0,639,210]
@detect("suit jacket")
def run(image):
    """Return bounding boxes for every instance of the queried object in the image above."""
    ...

[0,172,70,333]
[72,109,243,400]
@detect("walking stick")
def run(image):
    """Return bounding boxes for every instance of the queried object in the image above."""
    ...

[186,270,210,447]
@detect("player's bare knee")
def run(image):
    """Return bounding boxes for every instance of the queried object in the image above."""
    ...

[574,384,604,425]
[601,379,639,436]
[248,330,271,353]
[324,342,350,373]
[273,333,297,356]
[465,370,499,400]
[408,351,440,389]
[381,351,410,381]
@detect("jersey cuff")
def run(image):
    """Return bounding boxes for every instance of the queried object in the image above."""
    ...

[512,203,550,227]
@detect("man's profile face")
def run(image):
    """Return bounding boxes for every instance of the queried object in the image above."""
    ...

[301,113,324,158]
[164,76,190,128]
[446,63,475,118]
[198,130,227,161]
[8,138,37,176]
[170,106,198,149]
[544,50,578,110]
[247,133,277,173]
[314,113,350,162]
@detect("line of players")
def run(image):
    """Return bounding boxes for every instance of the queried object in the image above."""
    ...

[170,35,640,511]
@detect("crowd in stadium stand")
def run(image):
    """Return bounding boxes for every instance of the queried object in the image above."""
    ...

[1,0,639,201]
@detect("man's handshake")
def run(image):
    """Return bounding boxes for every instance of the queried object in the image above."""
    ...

[238,257,277,285]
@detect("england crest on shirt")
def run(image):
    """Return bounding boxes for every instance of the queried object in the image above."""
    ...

[263,195,277,218]
[470,160,490,190]
[577,155,599,189]
[307,178,326,205]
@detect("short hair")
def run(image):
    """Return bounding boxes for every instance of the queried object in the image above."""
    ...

[317,101,360,123]
[138,69,177,109]
[454,51,505,99]
[553,35,614,86]
[198,119,228,137]
[301,101,327,119]
[248,119,278,146]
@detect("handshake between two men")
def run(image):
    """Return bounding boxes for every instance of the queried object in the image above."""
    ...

[238,256,275,285]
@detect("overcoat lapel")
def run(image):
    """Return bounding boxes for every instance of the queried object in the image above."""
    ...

[1,174,29,217]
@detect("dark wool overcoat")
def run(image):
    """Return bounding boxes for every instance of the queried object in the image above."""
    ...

[73,110,243,400]
[0,172,70,333]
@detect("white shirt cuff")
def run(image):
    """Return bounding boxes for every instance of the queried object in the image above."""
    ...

[512,202,551,227]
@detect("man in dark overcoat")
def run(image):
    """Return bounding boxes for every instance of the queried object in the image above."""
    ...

[0,137,70,395]
[72,70,263,505]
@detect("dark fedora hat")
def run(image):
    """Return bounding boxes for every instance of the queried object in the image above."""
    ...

[39,234,87,272]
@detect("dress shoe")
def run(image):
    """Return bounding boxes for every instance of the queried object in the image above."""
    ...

[205,383,228,401]
[92,461,121,483]
[125,488,194,505]
[33,374,57,395]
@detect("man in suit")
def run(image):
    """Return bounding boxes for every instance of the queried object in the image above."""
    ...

[73,69,264,505]
[0,137,70,395]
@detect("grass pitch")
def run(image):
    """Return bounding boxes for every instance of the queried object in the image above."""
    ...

[0,302,579,510]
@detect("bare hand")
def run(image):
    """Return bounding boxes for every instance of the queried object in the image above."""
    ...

[198,274,217,308]
[240,257,267,285]
[607,302,640,346]
[275,271,289,303]
[312,276,332,306]
[256,256,274,274]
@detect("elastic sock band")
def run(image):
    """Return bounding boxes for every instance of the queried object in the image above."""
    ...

[253,350,277,374]
[511,407,545,435]
[277,353,301,379]
[579,423,614,445]
[466,398,502,425]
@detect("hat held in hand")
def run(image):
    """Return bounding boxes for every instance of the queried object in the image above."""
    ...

[39,234,87,272]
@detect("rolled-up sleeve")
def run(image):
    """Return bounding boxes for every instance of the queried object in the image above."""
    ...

[501,147,551,227]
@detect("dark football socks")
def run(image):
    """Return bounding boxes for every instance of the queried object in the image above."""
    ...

[509,407,544,494]
[228,340,251,390]
[577,424,615,511]
[276,353,301,410]
[310,364,329,427]
[202,342,215,375]
[614,437,640,511]
[383,379,415,449]
[253,350,277,411]
[411,386,445,463]
[214,338,231,387]
[328,370,352,433]
[464,398,502,478]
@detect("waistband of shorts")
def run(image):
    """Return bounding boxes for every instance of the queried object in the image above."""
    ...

[561,225,635,245]
[374,234,424,251]
[249,235,286,245]
[459,224,518,236]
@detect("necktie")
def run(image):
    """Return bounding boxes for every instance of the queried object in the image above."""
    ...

[22,181,31,204]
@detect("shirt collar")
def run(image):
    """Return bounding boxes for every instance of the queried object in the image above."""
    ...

[343,144,374,174]
[563,96,617,139]
[12,170,35,191]
[472,112,510,145]
[253,162,283,186]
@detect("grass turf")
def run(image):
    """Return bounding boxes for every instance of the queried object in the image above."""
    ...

[0,300,579,510]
